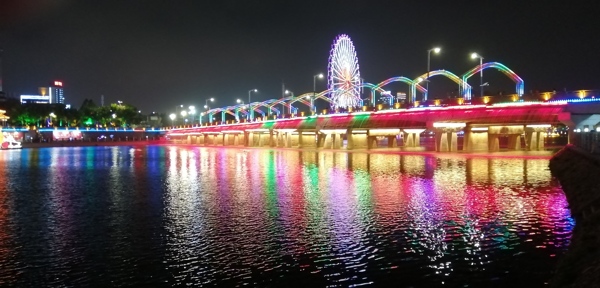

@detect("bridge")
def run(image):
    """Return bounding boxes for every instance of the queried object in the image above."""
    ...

[167,99,600,152]
[166,35,600,152]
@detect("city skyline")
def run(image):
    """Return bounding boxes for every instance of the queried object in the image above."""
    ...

[1,0,598,113]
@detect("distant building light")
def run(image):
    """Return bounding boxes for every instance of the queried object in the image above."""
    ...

[54,81,63,87]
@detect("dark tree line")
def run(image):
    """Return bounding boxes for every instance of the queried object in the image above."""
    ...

[0,98,164,128]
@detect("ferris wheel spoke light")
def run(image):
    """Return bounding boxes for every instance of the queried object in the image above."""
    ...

[328,34,362,109]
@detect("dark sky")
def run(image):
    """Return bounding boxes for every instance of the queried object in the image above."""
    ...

[1,0,598,113]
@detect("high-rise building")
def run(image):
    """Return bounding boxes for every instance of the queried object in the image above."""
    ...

[50,81,64,104]
[20,80,65,104]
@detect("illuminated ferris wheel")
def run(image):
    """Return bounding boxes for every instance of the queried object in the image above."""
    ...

[328,34,362,109]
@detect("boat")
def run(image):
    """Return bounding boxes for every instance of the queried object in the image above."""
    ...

[1,141,22,150]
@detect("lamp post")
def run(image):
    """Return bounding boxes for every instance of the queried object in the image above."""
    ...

[169,113,176,127]
[312,73,324,114]
[471,52,484,98]
[248,89,257,121]
[203,98,214,124]
[284,90,294,116]
[426,47,441,101]
[180,110,187,126]
[188,106,195,125]
[236,99,245,122]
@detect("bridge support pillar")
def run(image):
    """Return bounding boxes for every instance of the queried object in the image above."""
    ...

[233,134,242,146]
[258,133,267,147]
[186,135,191,144]
[214,134,222,146]
[434,128,459,152]
[298,131,317,148]
[247,132,256,147]
[463,127,489,152]
[224,134,233,146]
[322,133,343,149]
[402,129,425,148]
[199,134,206,146]
[387,136,398,148]
[367,136,378,150]
[525,127,546,151]
[346,129,368,150]
[488,125,526,152]
[316,132,326,148]
[275,132,284,147]
[506,134,522,150]
[269,130,276,147]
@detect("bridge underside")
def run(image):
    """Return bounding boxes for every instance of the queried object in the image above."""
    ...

[172,123,549,152]
[168,102,599,152]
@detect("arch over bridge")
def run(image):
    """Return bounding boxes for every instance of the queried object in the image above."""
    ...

[462,62,524,97]
[201,62,523,123]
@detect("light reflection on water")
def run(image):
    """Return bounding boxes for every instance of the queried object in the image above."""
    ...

[0,146,572,286]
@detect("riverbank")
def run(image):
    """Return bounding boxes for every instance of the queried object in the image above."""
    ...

[549,144,600,287]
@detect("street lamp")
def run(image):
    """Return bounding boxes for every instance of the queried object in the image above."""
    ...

[236,99,245,121]
[203,98,215,124]
[188,106,196,125]
[204,98,214,109]
[312,73,324,114]
[426,47,441,101]
[180,110,187,125]
[169,113,176,127]
[471,52,484,98]
[248,89,257,121]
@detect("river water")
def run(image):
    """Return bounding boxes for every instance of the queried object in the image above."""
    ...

[0,146,572,287]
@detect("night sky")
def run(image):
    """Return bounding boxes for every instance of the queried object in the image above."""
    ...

[1,0,598,113]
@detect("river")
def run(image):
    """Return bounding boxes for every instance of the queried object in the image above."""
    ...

[0,145,572,286]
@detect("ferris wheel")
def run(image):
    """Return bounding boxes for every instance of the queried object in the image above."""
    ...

[328,34,362,109]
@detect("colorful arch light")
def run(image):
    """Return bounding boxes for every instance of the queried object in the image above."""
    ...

[374,77,427,104]
[328,34,362,109]
[412,70,472,102]
[462,62,524,98]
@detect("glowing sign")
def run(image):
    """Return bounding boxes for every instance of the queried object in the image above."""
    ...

[54,81,63,87]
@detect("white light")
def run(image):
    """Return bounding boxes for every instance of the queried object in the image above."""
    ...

[319,129,346,134]
[222,130,245,134]
[432,122,466,128]
[433,47,441,53]
[470,127,489,131]
[369,128,401,134]
[274,129,297,133]
[404,129,426,134]
[526,124,551,128]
